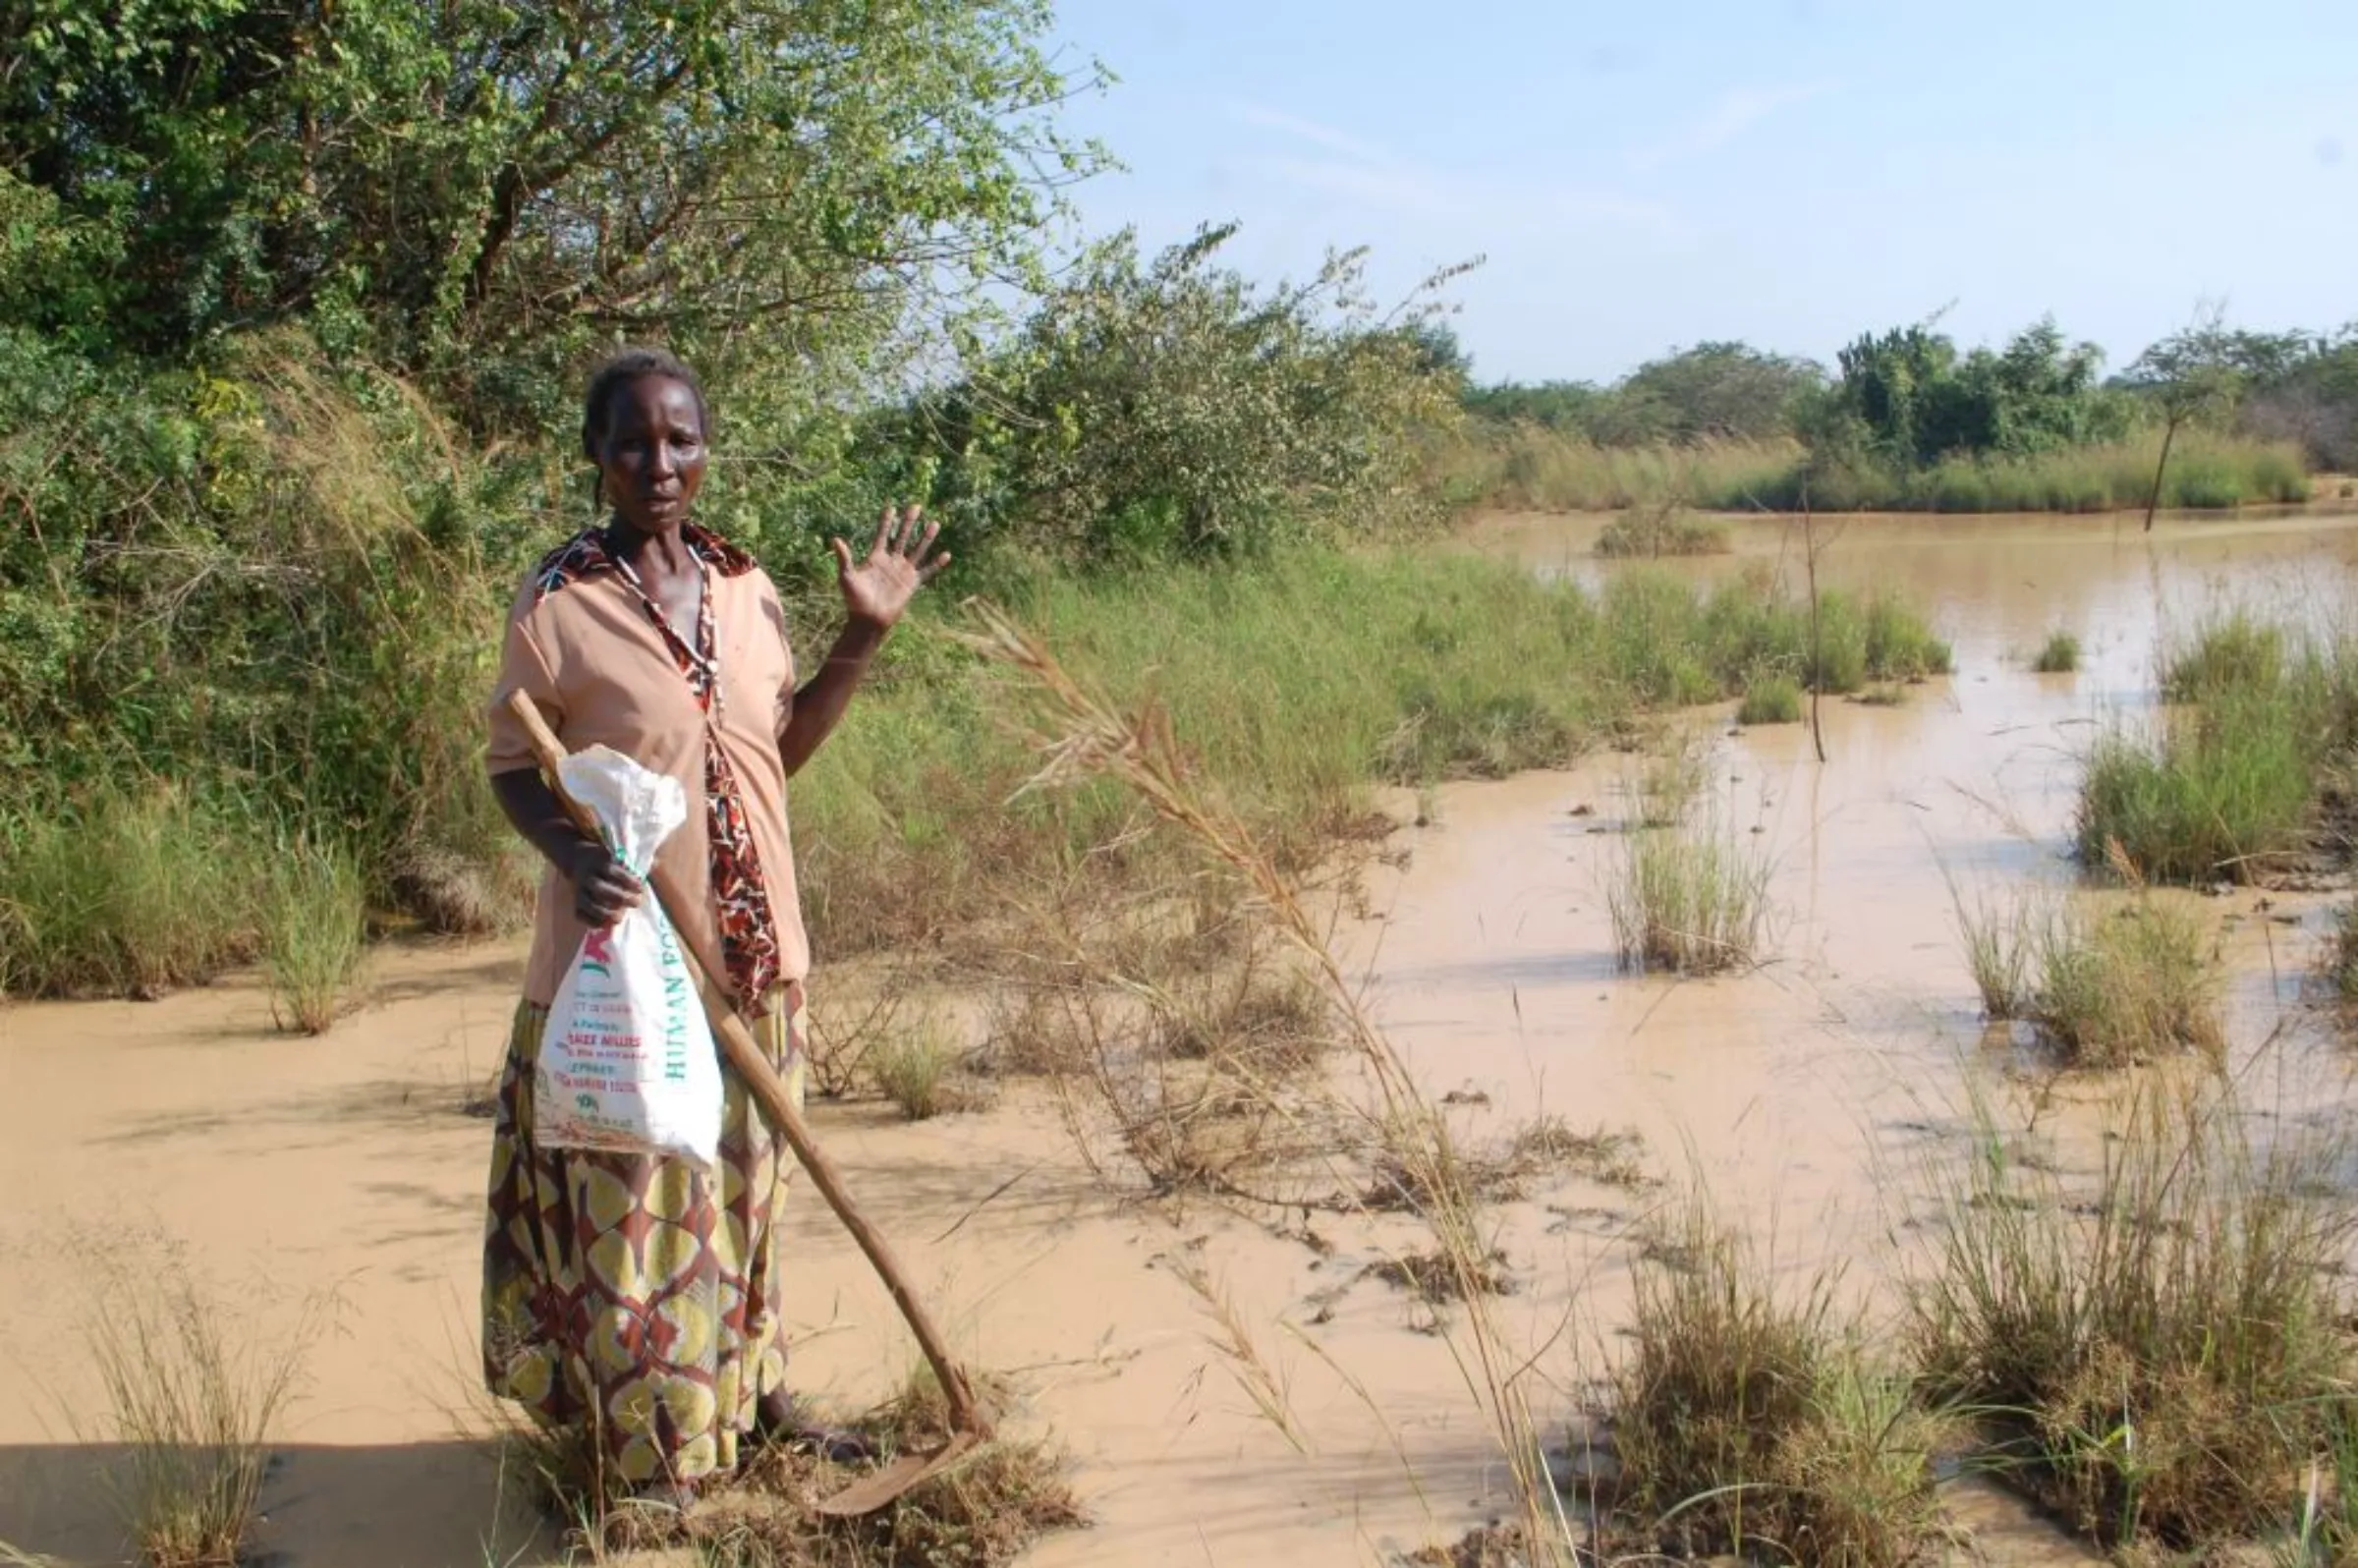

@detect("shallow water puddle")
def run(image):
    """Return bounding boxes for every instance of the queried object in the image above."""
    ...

[7,509,2358,1565]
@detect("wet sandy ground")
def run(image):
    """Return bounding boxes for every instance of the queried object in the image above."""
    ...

[8,507,2358,1565]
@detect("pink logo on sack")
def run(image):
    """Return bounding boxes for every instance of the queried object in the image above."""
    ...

[580,925,616,980]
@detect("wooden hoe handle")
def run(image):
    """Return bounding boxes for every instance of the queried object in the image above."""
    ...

[505,691,985,1436]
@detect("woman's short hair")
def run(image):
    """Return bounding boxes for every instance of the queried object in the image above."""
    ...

[581,348,707,459]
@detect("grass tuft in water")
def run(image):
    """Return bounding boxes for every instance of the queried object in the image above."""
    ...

[1595,503,1731,558]
[2033,630,2081,674]
[1912,1083,2355,1549]
[1607,812,1773,976]
[81,1248,322,1568]
[2080,700,2324,888]
[1629,741,1708,827]
[2031,897,2223,1068]
[2081,611,2358,885]
[2162,610,2285,703]
[1736,674,1803,726]
[869,1017,968,1121]
[1946,878,2041,1023]
[1604,1192,1944,1567]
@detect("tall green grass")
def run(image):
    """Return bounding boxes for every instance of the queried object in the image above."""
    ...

[1786,432,2310,514]
[795,554,1942,958]
[2031,899,2224,1068]
[0,786,264,999]
[260,835,369,1035]
[0,788,373,1020]
[1947,876,2224,1066]
[1607,812,1775,975]
[2077,613,2357,883]
[1434,429,1801,511]
[1439,425,2309,515]
[1736,674,1804,726]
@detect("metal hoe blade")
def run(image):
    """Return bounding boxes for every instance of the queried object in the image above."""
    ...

[814,1428,986,1517]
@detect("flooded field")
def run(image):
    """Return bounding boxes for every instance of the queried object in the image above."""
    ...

[8,507,2358,1566]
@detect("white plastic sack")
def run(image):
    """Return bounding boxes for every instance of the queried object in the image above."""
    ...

[535,745,723,1168]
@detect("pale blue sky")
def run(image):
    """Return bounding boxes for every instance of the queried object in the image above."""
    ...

[1049,1,2358,383]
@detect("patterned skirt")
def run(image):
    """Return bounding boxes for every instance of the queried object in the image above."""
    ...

[480,987,808,1484]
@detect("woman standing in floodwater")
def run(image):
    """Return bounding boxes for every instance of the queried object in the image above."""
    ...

[479,348,945,1502]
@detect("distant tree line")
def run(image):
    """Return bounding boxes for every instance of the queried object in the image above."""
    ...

[1455,316,2358,474]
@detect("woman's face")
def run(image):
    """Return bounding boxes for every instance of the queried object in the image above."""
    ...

[593,375,707,536]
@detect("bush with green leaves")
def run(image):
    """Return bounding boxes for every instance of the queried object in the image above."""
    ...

[880,226,1469,564]
[0,0,1101,433]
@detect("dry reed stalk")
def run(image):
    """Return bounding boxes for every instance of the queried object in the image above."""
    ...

[1165,1255,1313,1453]
[955,601,1572,1561]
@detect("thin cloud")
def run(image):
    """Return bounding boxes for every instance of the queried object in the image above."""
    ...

[1227,101,1384,163]
[1635,80,1838,169]
[1261,154,1687,241]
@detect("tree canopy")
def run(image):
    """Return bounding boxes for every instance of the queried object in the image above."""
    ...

[0,0,1103,427]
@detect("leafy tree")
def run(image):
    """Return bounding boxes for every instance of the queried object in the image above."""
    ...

[1822,316,2127,468]
[0,0,1105,428]
[1827,323,1956,466]
[1616,341,1821,444]
[1463,378,1612,433]
[2223,325,2358,472]
[2126,309,2249,532]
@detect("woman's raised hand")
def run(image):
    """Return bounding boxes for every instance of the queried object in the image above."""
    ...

[831,504,949,631]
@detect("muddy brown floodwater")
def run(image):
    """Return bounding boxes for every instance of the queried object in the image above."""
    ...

[7,507,2358,1567]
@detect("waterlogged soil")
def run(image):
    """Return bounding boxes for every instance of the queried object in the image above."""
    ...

[7,507,2358,1566]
